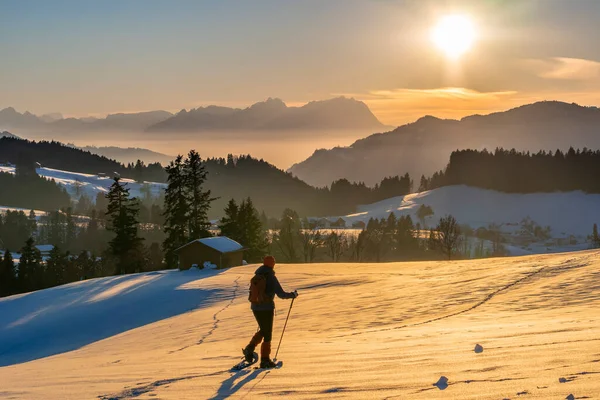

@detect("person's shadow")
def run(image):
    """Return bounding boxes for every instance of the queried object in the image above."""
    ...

[209,368,268,399]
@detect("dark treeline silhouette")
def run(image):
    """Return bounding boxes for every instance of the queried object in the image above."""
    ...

[0,172,71,211]
[420,148,600,193]
[204,156,413,216]
[0,138,414,217]
[0,137,125,175]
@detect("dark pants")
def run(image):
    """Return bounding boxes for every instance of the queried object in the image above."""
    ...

[252,309,274,343]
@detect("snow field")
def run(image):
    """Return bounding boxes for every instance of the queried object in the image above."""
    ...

[0,165,165,201]
[1,250,599,399]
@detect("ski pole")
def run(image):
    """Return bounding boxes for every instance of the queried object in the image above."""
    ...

[274,297,295,361]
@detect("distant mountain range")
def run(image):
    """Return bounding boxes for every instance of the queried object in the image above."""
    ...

[289,101,600,186]
[78,146,175,165]
[0,131,19,139]
[0,97,386,134]
[145,97,386,132]
[0,107,173,132]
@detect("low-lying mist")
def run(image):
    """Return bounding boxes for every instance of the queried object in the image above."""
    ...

[14,128,374,171]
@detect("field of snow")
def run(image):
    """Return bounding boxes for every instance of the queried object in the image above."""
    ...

[342,185,600,237]
[1,251,599,399]
[339,185,600,248]
[0,165,165,201]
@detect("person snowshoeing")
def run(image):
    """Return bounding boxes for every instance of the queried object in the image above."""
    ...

[244,255,297,369]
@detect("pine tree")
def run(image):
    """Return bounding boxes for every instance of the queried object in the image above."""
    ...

[75,250,94,280]
[162,155,189,267]
[65,207,77,252]
[0,250,16,296]
[238,198,267,262]
[184,150,213,240]
[219,199,240,240]
[28,210,37,238]
[46,246,67,287]
[133,159,146,183]
[147,242,164,271]
[105,177,144,274]
[18,237,43,292]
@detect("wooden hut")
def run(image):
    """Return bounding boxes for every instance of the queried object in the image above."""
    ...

[175,236,245,270]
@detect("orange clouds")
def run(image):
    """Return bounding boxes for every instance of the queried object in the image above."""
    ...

[350,87,600,127]
[524,57,600,81]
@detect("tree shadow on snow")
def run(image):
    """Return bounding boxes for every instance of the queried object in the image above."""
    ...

[0,268,231,367]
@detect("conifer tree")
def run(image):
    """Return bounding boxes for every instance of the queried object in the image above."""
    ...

[65,207,77,251]
[75,250,94,280]
[163,155,188,267]
[18,237,43,292]
[46,246,67,287]
[238,198,267,262]
[183,150,213,240]
[0,250,16,296]
[219,199,240,240]
[105,177,144,274]
[28,210,37,238]
[147,242,164,271]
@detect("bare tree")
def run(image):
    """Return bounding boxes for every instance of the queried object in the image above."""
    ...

[434,215,462,260]
[299,218,323,263]
[275,208,301,262]
[348,230,367,262]
[325,230,347,262]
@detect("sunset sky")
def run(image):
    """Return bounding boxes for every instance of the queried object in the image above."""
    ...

[2,0,600,126]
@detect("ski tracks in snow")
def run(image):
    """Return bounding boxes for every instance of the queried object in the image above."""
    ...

[339,257,591,338]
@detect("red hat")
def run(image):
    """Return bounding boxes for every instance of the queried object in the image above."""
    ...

[263,255,276,268]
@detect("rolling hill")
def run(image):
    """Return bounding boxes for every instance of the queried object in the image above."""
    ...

[1,251,599,398]
[289,101,600,186]
[79,146,175,165]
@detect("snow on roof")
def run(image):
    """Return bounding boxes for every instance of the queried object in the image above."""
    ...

[197,237,243,253]
[176,236,244,253]
[35,244,54,253]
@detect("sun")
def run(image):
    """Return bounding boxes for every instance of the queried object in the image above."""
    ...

[431,15,476,59]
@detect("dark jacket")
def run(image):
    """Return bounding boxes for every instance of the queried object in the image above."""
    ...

[250,265,295,311]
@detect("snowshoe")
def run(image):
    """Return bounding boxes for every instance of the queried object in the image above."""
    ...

[243,346,255,363]
[259,359,283,369]
[231,351,258,372]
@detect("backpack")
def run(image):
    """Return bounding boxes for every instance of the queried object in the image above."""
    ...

[248,273,269,304]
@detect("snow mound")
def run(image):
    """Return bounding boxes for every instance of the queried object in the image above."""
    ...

[0,268,225,367]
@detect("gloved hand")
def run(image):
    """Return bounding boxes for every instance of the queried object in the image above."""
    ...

[292,290,299,299]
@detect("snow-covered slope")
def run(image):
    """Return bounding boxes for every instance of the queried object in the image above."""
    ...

[1,251,599,399]
[0,165,165,200]
[340,185,600,237]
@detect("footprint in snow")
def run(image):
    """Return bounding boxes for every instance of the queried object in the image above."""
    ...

[434,376,448,390]
[474,344,483,354]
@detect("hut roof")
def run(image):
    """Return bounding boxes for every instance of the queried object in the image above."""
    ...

[175,236,244,254]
